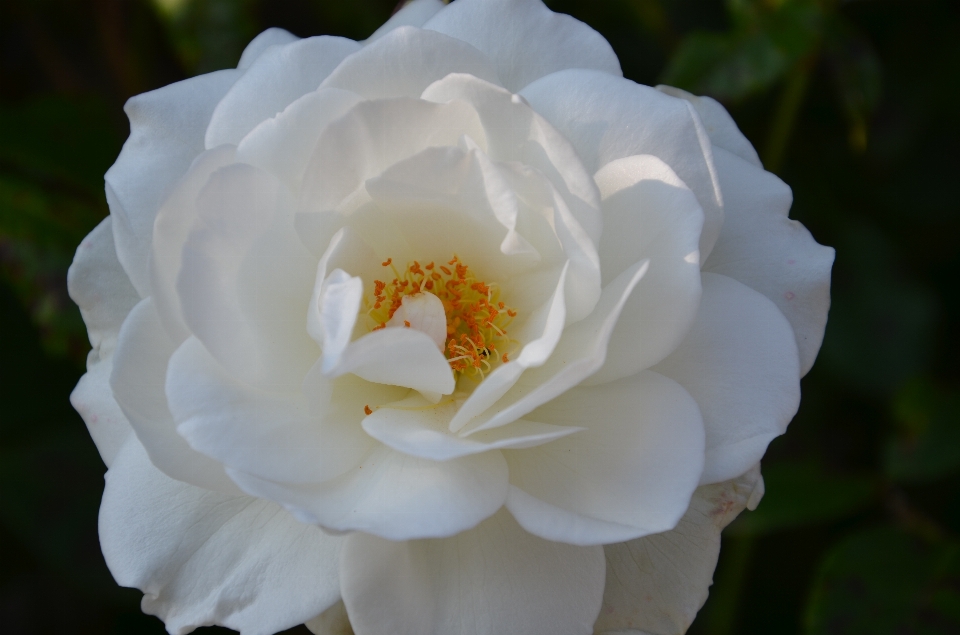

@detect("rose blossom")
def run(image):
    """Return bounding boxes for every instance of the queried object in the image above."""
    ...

[68,0,834,633]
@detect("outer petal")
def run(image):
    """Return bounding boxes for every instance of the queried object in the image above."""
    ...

[305,601,352,635]
[320,27,499,100]
[595,465,764,635]
[226,444,508,541]
[237,27,299,70]
[100,438,342,635]
[519,70,723,260]
[340,508,606,635]
[653,273,800,485]
[365,0,446,43]
[423,0,622,92]
[205,36,361,148]
[586,155,703,382]
[703,147,834,376]
[504,371,705,546]
[105,69,240,295]
[111,299,241,494]
[68,217,139,466]
[656,85,762,168]
[178,163,318,391]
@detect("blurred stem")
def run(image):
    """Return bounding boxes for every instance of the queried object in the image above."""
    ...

[703,535,754,635]
[763,55,816,174]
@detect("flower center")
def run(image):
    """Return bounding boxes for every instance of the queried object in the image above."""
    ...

[364,256,518,379]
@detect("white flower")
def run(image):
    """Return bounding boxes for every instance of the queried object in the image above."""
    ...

[68,1,834,634]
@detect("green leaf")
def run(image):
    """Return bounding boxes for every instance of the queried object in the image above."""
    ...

[885,379,960,483]
[726,461,878,536]
[806,526,960,635]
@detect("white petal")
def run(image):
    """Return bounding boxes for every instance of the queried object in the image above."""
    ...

[504,371,705,545]
[300,97,486,215]
[339,507,606,635]
[320,26,499,100]
[312,269,364,369]
[386,292,447,350]
[595,465,764,634]
[237,27,299,70]
[111,299,241,494]
[100,437,342,635]
[519,70,723,260]
[365,0,446,43]
[236,87,363,189]
[68,217,139,465]
[227,444,508,540]
[586,155,704,382]
[703,147,834,376]
[363,393,583,461]
[653,273,800,484]
[327,327,455,396]
[656,85,763,167]
[424,0,621,92]
[206,36,361,148]
[305,600,352,635]
[168,337,403,486]
[178,163,318,391]
[106,69,240,295]
[461,259,648,435]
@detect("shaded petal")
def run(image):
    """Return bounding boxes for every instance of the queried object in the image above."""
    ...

[305,601,352,635]
[653,273,800,485]
[703,147,834,376]
[68,217,139,466]
[320,26,499,100]
[206,36,361,148]
[111,299,241,494]
[586,155,703,382]
[424,0,621,92]
[504,371,705,545]
[365,0,446,43]
[178,163,318,391]
[520,70,723,259]
[237,27,299,70]
[169,337,403,486]
[595,465,764,634]
[227,444,508,540]
[461,259,648,435]
[100,437,342,635]
[106,69,240,295]
[312,269,364,370]
[363,393,582,461]
[340,508,606,635]
[656,85,762,168]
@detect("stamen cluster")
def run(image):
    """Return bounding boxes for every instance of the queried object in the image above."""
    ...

[365,256,518,378]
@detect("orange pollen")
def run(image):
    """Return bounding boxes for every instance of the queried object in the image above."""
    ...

[363,255,519,377]
[364,405,373,415]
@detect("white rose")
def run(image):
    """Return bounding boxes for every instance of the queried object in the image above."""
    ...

[68,1,834,634]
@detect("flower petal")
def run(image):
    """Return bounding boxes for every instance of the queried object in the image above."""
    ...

[168,337,404,486]
[205,36,361,148]
[424,0,621,92]
[653,273,800,485]
[365,0,446,43]
[585,155,704,382]
[312,269,364,370]
[656,85,762,168]
[237,27,299,70]
[305,600,352,635]
[100,437,342,635]
[320,26,499,100]
[519,70,723,259]
[68,217,140,466]
[105,69,240,295]
[703,147,834,376]
[595,465,764,634]
[178,163,318,390]
[111,299,241,494]
[339,507,606,635]
[504,371,705,545]
[227,444,508,540]
[363,393,583,461]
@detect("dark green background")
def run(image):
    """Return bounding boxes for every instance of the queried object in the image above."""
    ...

[1,1,958,633]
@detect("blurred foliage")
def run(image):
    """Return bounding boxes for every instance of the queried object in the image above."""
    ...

[0,0,958,634]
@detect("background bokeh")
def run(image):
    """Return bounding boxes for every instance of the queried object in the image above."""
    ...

[1,1,958,633]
